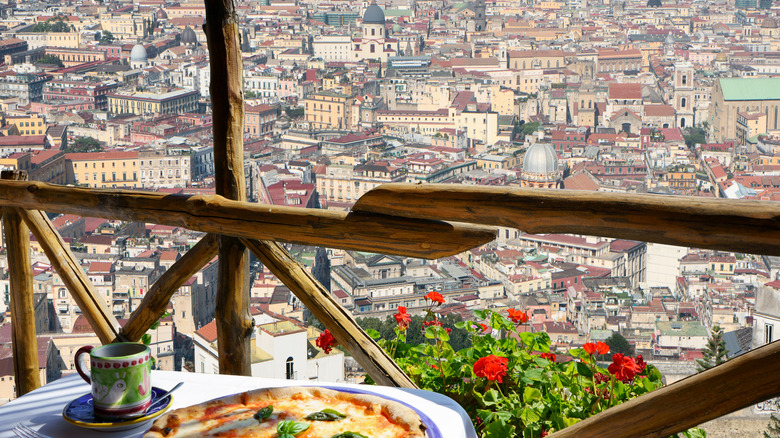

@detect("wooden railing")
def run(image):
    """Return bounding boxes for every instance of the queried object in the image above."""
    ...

[3,0,780,436]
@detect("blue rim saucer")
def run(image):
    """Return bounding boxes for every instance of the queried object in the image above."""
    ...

[62,386,173,431]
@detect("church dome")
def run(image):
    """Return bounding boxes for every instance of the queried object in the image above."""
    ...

[156,8,168,20]
[130,44,148,62]
[715,52,728,62]
[181,26,198,44]
[363,2,385,24]
[521,143,561,188]
[523,143,558,175]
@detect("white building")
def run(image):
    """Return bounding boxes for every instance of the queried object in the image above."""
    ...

[193,314,344,382]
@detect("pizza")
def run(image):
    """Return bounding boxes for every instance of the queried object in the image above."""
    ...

[143,386,427,438]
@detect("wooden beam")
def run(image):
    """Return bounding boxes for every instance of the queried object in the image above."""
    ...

[353,183,780,256]
[0,181,495,260]
[18,208,121,344]
[204,0,251,376]
[242,238,418,388]
[121,234,219,342]
[548,339,780,438]
[2,171,40,396]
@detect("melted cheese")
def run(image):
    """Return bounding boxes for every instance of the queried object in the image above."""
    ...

[166,395,412,438]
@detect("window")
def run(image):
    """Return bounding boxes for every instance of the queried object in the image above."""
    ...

[370,44,375,53]
[285,357,294,379]
[766,324,774,344]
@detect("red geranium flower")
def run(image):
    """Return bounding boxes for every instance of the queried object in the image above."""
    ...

[480,323,490,333]
[507,308,529,324]
[473,355,508,383]
[394,306,411,330]
[540,352,556,362]
[425,291,445,305]
[582,341,609,356]
[636,354,647,374]
[422,318,452,334]
[315,329,337,354]
[608,353,641,382]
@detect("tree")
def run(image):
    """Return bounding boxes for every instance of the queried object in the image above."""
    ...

[766,413,780,438]
[521,121,541,137]
[604,332,634,356]
[696,325,729,372]
[99,30,115,44]
[63,137,103,153]
[683,126,707,148]
[34,54,63,67]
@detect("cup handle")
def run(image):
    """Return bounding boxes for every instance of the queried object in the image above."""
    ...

[75,345,94,384]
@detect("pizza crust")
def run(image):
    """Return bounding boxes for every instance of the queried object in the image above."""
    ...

[144,386,427,437]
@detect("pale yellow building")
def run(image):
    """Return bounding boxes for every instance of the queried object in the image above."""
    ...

[107,89,199,116]
[304,91,352,130]
[507,49,566,70]
[5,114,46,135]
[736,111,767,145]
[66,151,140,188]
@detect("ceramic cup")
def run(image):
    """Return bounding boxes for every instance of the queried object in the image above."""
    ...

[75,342,152,419]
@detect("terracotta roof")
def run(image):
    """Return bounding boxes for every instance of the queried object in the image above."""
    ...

[195,319,218,343]
[609,83,642,100]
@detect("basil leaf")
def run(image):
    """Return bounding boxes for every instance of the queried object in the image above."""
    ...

[306,409,347,421]
[277,420,310,436]
[331,433,369,438]
[253,405,273,422]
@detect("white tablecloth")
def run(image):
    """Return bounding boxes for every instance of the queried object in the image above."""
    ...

[0,371,477,438]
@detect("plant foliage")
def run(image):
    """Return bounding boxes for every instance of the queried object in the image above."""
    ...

[367,298,706,438]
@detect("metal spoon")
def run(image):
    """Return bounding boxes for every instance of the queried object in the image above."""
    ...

[143,381,183,415]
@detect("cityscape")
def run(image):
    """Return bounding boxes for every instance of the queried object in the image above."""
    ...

[0,0,777,434]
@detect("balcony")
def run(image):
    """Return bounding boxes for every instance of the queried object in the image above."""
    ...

[1,4,780,438]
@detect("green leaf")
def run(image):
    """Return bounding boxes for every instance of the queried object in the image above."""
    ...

[473,309,487,320]
[481,389,501,406]
[436,327,450,342]
[277,420,310,436]
[576,361,593,378]
[305,409,346,421]
[482,418,516,437]
[424,325,437,339]
[520,406,541,424]
[141,334,151,345]
[253,405,273,422]
[365,329,380,340]
[331,433,369,438]
[523,387,543,403]
[454,321,466,329]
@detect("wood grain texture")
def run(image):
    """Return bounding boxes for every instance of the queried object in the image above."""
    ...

[121,234,219,342]
[2,171,40,397]
[548,339,780,437]
[18,208,121,344]
[0,181,495,259]
[204,0,251,376]
[4,206,40,397]
[353,183,780,256]
[242,238,418,388]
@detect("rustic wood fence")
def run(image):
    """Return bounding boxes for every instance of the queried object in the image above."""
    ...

[2,0,780,436]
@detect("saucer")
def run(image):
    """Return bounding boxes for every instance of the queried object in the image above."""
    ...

[62,386,173,432]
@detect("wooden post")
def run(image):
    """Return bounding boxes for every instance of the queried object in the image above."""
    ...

[548,339,780,438]
[0,181,495,259]
[204,0,251,375]
[18,208,121,344]
[1,170,40,396]
[243,239,418,388]
[121,234,219,342]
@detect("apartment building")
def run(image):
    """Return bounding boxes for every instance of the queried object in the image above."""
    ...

[66,151,140,188]
[304,91,351,130]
